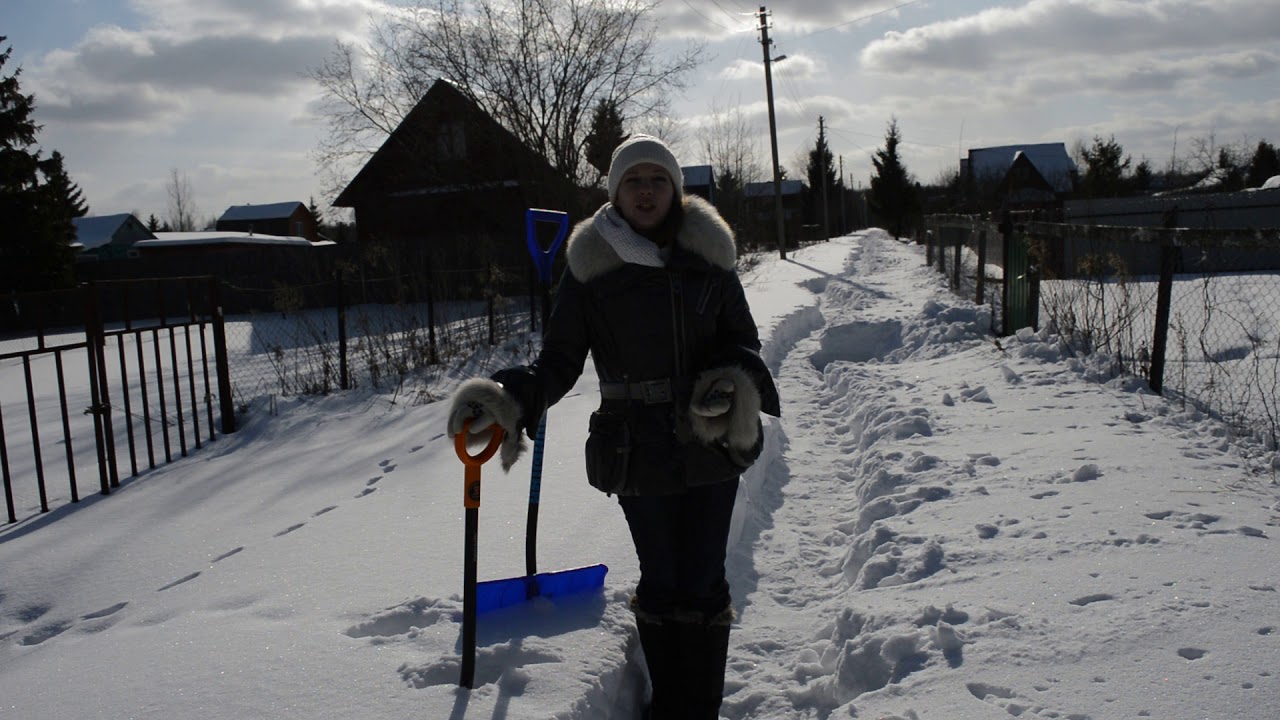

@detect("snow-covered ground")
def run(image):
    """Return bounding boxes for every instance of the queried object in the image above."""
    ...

[1,230,1277,719]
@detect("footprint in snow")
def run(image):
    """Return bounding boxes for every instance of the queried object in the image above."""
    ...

[312,505,337,517]
[274,523,305,537]
[213,547,243,563]
[81,602,129,620]
[356,487,377,498]
[157,572,200,592]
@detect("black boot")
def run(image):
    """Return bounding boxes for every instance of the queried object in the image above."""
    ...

[676,607,732,719]
[636,617,683,719]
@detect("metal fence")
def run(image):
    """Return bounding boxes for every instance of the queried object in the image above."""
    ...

[1,277,234,524]
[925,215,1280,448]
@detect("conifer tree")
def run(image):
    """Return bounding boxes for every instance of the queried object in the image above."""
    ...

[584,99,627,187]
[1245,140,1279,188]
[0,37,84,292]
[868,117,919,239]
[805,131,840,237]
[1079,135,1131,198]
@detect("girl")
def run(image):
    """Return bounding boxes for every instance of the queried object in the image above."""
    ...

[449,135,779,718]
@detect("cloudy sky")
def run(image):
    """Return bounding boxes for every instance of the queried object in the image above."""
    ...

[5,0,1278,223]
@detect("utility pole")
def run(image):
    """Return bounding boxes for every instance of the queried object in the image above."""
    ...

[839,154,846,235]
[758,6,786,259]
[819,116,830,241]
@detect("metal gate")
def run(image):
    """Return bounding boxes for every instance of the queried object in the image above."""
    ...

[1002,227,1039,335]
[0,277,235,525]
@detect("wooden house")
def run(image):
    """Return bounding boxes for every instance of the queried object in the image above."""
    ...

[216,201,317,241]
[333,79,581,285]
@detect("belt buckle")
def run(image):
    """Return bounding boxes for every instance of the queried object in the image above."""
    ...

[639,380,670,404]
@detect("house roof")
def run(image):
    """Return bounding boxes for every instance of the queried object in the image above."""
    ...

[967,143,1077,193]
[745,180,805,197]
[682,165,714,187]
[72,213,150,249]
[335,78,566,207]
[218,201,306,222]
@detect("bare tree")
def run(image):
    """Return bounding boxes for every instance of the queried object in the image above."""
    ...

[310,0,704,192]
[698,102,764,188]
[165,168,200,232]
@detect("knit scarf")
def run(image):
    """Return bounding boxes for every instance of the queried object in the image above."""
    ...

[592,203,668,268]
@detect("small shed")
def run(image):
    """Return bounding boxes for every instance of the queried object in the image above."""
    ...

[216,201,318,242]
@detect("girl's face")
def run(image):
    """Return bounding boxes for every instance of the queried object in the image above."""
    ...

[615,163,675,232]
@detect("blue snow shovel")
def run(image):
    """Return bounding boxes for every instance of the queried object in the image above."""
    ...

[522,208,571,590]
[517,209,606,599]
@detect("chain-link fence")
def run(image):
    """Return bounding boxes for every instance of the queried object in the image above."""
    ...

[924,217,1280,449]
[216,264,541,407]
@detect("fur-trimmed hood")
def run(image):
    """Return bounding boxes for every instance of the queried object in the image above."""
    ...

[566,195,736,283]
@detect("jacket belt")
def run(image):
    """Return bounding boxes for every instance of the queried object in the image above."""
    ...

[599,378,674,404]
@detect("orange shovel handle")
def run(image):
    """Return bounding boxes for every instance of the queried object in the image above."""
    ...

[456,419,504,509]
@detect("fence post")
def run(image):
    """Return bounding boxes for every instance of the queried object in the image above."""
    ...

[1147,242,1178,395]
[82,283,112,495]
[925,226,934,267]
[209,279,237,434]
[426,255,438,364]
[975,228,988,305]
[952,227,964,291]
[336,271,349,391]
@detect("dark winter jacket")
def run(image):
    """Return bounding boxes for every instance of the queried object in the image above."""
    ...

[495,195,781,496]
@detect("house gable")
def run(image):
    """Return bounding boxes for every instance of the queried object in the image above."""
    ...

[330,78,580,275]
[965,143,1077,194]
[72,213,155,258]
[334,79,571,209]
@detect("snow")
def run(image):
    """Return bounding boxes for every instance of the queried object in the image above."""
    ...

[2,230,1278,719]
[141,231,329,247]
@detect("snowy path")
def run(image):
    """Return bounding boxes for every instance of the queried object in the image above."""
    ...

[722,232,1278,719]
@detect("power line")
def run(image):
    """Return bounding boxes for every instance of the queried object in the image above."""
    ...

[796,0,926,39]
[682,0,751,32]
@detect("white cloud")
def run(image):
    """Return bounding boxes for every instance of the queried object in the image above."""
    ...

[860,0,1280,73]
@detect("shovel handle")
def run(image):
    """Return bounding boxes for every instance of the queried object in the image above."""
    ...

[456,420,504,510]
[456,419,504,466]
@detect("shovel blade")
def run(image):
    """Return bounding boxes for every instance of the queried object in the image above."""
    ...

[476,563,608,614]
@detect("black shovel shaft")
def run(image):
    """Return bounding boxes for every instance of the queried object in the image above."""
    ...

[460,506,479,688]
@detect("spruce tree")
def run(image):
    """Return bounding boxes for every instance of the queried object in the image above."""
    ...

[1080,135,1131,197]
[1245,140,1279,188]
[868,118,919,239]
[805,131,839,237]
[0,37,84,292]
[583,99,627,187]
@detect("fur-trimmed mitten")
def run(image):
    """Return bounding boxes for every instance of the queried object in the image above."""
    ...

[688,366,761,452]
[447,378,528,471]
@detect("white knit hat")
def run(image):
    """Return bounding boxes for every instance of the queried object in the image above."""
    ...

[607,134,683,202]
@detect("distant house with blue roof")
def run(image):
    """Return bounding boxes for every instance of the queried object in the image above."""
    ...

[72,213,155,260]
[215,201,317,241]
[682,165,715,203]
[962,143,1078,213]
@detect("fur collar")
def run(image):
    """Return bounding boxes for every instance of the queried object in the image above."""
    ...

[566,195,736,282]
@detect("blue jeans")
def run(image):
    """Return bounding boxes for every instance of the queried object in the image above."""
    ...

[618,478,739,620]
